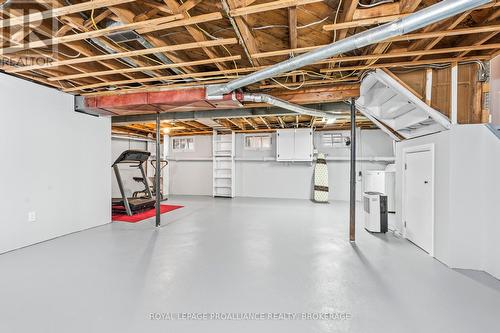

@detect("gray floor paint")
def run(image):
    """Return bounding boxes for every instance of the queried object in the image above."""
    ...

[1,196,499,333]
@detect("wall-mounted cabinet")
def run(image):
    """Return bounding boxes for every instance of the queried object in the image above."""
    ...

[276,128,313,162]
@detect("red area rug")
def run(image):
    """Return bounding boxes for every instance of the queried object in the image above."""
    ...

[112,205,183,223]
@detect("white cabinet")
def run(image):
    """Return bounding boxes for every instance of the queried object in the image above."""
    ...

[276,129,295,160]
[276,128,313,162]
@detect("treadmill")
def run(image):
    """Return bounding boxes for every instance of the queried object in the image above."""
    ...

[112,150,156,216]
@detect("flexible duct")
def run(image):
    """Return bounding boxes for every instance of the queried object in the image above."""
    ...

[241,93,340,119]
[208,0,491,96]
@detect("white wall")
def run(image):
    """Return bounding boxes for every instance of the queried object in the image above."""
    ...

[395,131,452,263]
[0,74,111,254]
[168,135,213,196]
[484,129,500,278]
[490,55,500,125]
[395,125,500,279]
[166,129,395,200]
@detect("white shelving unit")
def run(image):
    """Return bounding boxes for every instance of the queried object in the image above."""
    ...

[213,130,235,198]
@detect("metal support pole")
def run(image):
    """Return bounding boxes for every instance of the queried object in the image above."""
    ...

[155,112,161,227]
[350,98,356,242]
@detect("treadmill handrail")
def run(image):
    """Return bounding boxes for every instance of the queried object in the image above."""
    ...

[112,149,151,166]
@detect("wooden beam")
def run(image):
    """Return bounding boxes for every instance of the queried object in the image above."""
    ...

[323,13,407,31]
[64,49,493,92]
[48,56,241,81]
[0,0,136,29]
[225,118,245,130]
[382,68,423,100]
[288,6,298,82]
[320,55,490,73]
[163,0,229,71]
[259,116,271,129]
[288,7,298,50]
[0,14,184,55]
[6,38,238,73]
[1,2,142,84]
[178,0,203,12]
[411,11,471,61]
[458,31,499,57]
[137,12,223,34]
[257,25,500,59]
[63,66,257,92]
[106,5,193,73]
[229,0,323,17]
[353,2,400,20]
[399,0,423,13]
[335,0,359,41]
[319,44,500,65]
[243,117,257,129]
[277,116,285,128]
[259,77,359,89]
[456,11,500,58]
[225,0,263,66]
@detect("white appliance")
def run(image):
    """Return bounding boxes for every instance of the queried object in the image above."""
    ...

[363,192,388,233]
[364,166,396,213]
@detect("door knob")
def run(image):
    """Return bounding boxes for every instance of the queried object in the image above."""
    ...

[424,181,429,184]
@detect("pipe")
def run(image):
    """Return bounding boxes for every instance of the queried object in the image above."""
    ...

[155,112,161,227]
[208,0,490,96]
[241,93,340,119]
[0,0,12,10]
[349,98,356,242]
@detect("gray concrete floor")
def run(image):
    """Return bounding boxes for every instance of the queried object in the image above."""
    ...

[1,196,499,333]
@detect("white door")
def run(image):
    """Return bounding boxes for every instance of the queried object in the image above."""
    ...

[276,129,295,161]
[293,129,313,161]
[404,149,434,254]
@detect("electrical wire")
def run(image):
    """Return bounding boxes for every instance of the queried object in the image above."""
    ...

[177,0,238,75]
[332,0,343,43]
[252,17,329,31]
[271,72,306,90]
[358,0,394,8]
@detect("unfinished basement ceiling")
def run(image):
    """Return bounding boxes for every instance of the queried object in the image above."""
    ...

[112,112,376,137]
[1,0,498,95]
[1,0,498,136]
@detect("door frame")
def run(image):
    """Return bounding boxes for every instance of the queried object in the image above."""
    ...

[402,143,435,257]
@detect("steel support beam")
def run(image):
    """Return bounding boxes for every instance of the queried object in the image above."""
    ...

[350,98,356,242]
[111,103,352,124]
[155,112,161,227]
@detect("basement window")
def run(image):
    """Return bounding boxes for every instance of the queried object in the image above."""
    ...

[244,134,272,151]
[322,133,351,148]
[172,137,195,152]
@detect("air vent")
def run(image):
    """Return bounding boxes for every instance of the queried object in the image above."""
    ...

[106,30,141,44]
